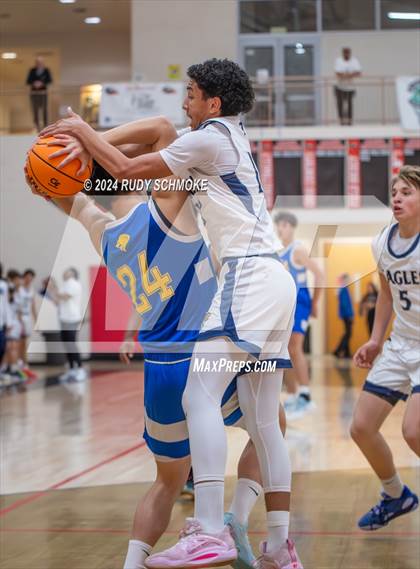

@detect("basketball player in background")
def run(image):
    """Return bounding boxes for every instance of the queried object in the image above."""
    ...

[275,212,324,420]
[351,165,419,531]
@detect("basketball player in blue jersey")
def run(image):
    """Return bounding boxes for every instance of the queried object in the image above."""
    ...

[27,117,292,569]
[351,166,419,532]
[275,213,324,420]
[42,58,304,569]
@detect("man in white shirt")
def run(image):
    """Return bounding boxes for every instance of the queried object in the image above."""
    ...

[334,47,361,125]
[55,267,86,381]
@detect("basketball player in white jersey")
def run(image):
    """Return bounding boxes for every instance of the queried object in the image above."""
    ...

[42,58,303,569]
[351,165,419,531]
[275,213,324,420]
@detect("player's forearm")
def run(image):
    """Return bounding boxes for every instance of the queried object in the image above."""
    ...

[370,291,393,345]
[102,116,173,147]
[124,311,142,341]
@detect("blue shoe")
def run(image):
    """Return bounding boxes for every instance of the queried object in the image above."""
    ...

[358,486,419,531]
[224,512,255,569]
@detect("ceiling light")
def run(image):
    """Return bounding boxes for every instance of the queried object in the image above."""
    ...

[59,0,76,4]
[84,16,101,24]
[387,12,420,20]
[2,52,17,59]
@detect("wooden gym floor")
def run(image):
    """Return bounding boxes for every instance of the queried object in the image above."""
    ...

[1,357,419,569]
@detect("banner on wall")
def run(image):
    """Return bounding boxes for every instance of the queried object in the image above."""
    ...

[390,137,405,176]
[346,139,361,208]
[302,140,317,208]
[99,82,185,127]
[258,141,275,210]
[396,77,420,131]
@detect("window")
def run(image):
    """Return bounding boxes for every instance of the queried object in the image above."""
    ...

[322,0,375,30]
[381,0,420,29]
[240,1,317,33]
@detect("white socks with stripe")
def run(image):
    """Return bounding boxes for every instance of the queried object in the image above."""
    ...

[381,473,404,498]
[228,478,262,526]
[123,540,152,569]
[194,480,225,534]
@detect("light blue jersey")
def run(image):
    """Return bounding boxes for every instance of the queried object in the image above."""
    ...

[101,199,216,356]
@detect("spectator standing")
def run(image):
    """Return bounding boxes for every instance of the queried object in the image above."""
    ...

[26,57,52,131]
[334,47,361,125]
[52,268,86,382]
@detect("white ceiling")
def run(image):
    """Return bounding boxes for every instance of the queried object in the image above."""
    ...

[0,0,130,35]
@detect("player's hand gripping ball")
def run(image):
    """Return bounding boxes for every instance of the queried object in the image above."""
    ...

[25,137,93,198]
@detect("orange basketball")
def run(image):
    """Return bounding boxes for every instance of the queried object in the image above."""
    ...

[26,136,93,198]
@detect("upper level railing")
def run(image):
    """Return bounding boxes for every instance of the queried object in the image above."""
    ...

[0,75,400,134]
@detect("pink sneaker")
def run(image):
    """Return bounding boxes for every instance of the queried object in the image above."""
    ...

[253,540,303,569]
[145,518,237,569]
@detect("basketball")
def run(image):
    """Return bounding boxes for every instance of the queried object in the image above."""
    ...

[25,136,93,198]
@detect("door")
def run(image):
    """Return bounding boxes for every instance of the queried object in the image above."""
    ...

[241,37,277,126]
[239,34,320,126]
[281,36,320,125]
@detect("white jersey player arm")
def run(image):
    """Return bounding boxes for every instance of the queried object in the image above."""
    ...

[370,232,393,345]
[370,273,393,346]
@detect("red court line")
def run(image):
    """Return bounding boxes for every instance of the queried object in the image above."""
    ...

[0,527,419,538]
[0,441,147,517]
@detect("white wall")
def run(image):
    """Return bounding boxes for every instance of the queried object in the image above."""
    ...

[131,0,238,82]
[1,31,131,86]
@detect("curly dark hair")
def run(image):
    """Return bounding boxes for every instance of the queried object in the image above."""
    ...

[187,58,254,116]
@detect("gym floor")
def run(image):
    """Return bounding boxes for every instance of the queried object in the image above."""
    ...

[1,358,419,569]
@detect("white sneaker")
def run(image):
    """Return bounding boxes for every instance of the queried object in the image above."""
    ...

[59,370,74,382]
[284,394,297,410]
[72,367,87,382]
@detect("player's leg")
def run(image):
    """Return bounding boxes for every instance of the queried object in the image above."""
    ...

[350,391,396,480]
[402,391,420,456]
[146,343,243,568]
[237,369,303,568]
[124,457,191,569]
[225,406,287,569]
[286,332,314,419]
[182,339,247,531]
[350,345,418,531]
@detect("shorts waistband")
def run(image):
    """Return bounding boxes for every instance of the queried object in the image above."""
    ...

[144,352,192,364]
[222,252,279,265]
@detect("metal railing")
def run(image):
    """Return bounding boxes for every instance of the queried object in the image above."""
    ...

[0,75,399,133]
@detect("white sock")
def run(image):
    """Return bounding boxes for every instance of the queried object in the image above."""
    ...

[381,473,404,498]
[228,478,262,526]
[123,540,152,569]
[195,480,224,534]
[267,511,290,553]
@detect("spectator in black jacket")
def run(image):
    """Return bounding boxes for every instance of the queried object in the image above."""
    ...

[26,57,52,131]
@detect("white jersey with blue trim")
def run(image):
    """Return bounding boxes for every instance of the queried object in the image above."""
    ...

[278,241,308,290]
[372,223,420,341]
[163,117,277,261]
